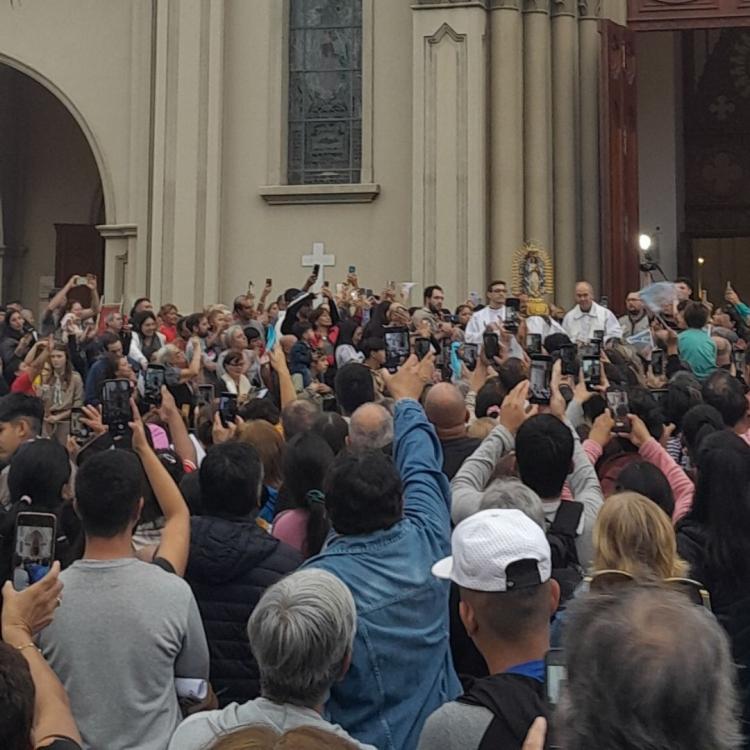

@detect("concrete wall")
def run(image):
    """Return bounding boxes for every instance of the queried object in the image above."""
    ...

[220,0,414,303]
[637,31,683,281]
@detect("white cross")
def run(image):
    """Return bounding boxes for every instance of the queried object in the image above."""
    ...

[301,242,336,292]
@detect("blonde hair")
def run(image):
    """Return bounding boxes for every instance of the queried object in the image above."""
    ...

[468,417,496,440]
[593,492,688,579]
[209,725,359,750]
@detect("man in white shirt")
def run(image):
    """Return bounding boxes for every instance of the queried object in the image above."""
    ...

[465,281,507,344]
[562,281,623,344]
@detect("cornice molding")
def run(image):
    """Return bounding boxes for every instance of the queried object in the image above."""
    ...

[522,0,551,14]
[577,0,601,18]
[551,0,578,16]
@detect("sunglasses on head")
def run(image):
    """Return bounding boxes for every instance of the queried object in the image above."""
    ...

[586,569,712,610]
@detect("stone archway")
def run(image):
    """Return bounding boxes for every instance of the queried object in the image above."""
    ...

[0,57,112,313]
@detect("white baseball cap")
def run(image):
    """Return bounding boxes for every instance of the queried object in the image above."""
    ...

[432,508,551,592]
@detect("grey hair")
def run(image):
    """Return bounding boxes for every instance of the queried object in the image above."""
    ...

[281,400,321,440]
[223,324,246,347]
[348,403,394,451]
[557,586,743,750]
[153,344,179,366]
[479,478,546,530]
[248,569,356,707]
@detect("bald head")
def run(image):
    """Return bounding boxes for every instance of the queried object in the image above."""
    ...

[425,383,468,437]
[280,335,297,355]
[349,403,393,451]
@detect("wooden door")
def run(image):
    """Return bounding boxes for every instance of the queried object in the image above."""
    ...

[54,223,104,306]
[600,21,640,315]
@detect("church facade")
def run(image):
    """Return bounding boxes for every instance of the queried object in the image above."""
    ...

[0,0,748,315]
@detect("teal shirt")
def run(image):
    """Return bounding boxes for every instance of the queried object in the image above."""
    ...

[678,328,717,382]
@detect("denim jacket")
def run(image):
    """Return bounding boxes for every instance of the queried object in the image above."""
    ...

[304,399,461,750]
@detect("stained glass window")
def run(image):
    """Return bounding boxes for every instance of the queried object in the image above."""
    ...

[288,0,362,185]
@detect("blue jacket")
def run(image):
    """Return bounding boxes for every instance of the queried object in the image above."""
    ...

[304,399,461,750]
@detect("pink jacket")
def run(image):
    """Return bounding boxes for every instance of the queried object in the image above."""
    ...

[582,438,693,522]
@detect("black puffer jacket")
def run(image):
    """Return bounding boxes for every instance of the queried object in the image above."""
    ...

[186,515,303,707]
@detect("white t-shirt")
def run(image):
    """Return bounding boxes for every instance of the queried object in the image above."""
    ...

[169,696,377,750]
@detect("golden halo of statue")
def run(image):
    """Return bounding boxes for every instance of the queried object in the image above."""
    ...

[511,242,554,316]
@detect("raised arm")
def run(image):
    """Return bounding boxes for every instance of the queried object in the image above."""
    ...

[159,386,197,467]
[384,354,452,545]
[179,336,203,382]
[79,275,100,320]
[3,563,82,749]
[268,343,296,409]
[130,400,190,576]
[450,380,531,525]
[46,278,74,316]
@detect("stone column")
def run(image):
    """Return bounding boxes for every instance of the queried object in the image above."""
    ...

[96,224,137,304]
[578,0,602,290]
[551,0,579,307]
[149,0,224,311]
[523,1,553,260]
[412,2,489,305]
[489,0,524,285]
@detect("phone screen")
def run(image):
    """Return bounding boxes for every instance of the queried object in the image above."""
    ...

[459,344,479,371]
[70,408,91,441]
[582,356,601,388]
[505,298,520,331]
[144,365,166,408]
[101,379,132,431]
[588,338,602,357]
[415,337,431,360]
[607,390,631,432]
[219,392,238,428]
[13,512,57,590]
[545,649,568,709]
[529,357,551,405]
[560,345,578,376]
[483,332,500,360]
[348,265,356,274]
[384,328,410,371]
[196,384,215,408]
[313,264,320,277]
[526,333,542,356]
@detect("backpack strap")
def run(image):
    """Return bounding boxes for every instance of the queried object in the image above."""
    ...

[548,500,583,538]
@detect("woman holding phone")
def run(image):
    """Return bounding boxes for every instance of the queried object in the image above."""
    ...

[39,344,83,445]
[129,311,166,370]
[221,351,252,403]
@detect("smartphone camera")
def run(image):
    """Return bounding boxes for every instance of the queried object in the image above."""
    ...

[593,329,604,342]
[101,379,133,435]
[458,343,479,372]
[505,298,521,333]
[415,337,431,361]
[218,392,238,428]
[144,364,166,408]
[195,384,215,408]
[734,349,746,377]
[483,332,500,360]
[384,327,411,372]
[545,648,568,710]
[560,344,579,377]
[529,356,552,405]
[526,333,542,356]
[13,512,57,591]
[607,389,631,433]
[582,356,601,390]
[70,407,91,443]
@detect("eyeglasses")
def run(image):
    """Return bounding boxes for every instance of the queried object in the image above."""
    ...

[586,569,712,610]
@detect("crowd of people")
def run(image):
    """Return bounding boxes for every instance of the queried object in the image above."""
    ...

[1,267,749,750]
